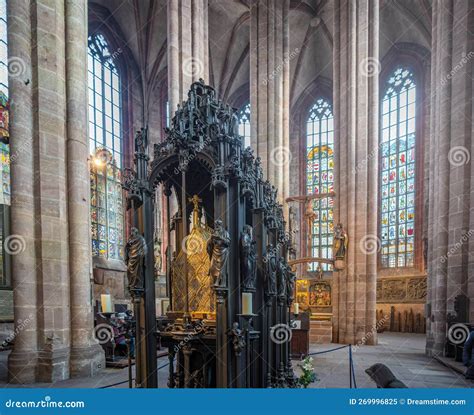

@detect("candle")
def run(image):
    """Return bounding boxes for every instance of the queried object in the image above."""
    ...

[242,292,253,315]
[101,294,113,313]
[293,302,299,315]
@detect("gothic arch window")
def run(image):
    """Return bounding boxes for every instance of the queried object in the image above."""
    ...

[88,33,124,260]
[306,98,334,270]
[238,103,251,148]
[0,0,10,287]
[380,67,417,268]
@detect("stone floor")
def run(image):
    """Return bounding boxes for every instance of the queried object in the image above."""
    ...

[0,333,471,388]
[298,332,474,388]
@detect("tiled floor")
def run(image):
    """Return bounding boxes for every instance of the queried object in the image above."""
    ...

[0,332,471,388]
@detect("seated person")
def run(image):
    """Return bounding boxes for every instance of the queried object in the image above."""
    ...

[112,313,135,359]
[462,330,474,379]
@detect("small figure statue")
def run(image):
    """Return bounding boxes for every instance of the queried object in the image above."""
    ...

[154,233,162,277]
[125,227,148,292]
[207,219,231,287]
[333,223,348,259]
[333,223,348,270]
[288,205,299,241]
[277,257,287,303]
[228,322,246,357]
[134,128,147,154]
[264,244,277,297]
[286,265,296,306]
[240,225,257,292]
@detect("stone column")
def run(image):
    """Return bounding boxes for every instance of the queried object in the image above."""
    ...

[250,0,290,205]
[167,0,209,114]
[332,0,379,345]
[27,0,71,383]
[65,0,105,377]
[7,0,39,384]
[426,0,473,355]
[167,0,209,233]
[8,0,105,383]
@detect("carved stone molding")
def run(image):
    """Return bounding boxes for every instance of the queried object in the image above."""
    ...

[377,277,427,304]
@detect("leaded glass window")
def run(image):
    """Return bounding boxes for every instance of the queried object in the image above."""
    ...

[238,103,251,148]
[90,149,124,260]
[88,33,124,260]
[306,99,334,271]
[380,68,416,268]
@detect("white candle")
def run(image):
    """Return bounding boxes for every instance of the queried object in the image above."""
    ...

[293,302,299,315]
[242,292,253,315]
[101,294,113,313]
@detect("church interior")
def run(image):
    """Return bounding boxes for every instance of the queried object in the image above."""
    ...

[0,0,472,388]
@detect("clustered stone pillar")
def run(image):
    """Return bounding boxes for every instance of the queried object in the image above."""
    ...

[7,0,104,383]
[65,0,106,376]
[426,0,474,356]
[7,0,39,384]
[249,0,290,205]
[167,0,209,114]
[332,0,379,345]
[167,0,210,241]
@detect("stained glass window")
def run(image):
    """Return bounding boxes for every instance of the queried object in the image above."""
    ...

[238,103,251,148]
[90,149,124,260]
[306,99,334,271]
[0,0,10,288]
[88,33,124,260]
[380,68,416,268]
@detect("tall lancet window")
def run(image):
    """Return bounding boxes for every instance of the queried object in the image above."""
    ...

[238,103,251,148]
[88,33,124,260]
[306,99,334,271]
[380,68,417,268]
[0,0,10,287]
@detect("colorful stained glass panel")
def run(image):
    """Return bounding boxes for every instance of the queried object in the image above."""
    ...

[306,99,334,271]
[380,68,416,268]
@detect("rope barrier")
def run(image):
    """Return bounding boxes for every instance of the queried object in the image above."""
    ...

[306,343,357,388]
[100,345,358,389]
[99,359,171,389]
[307,344,349,355]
